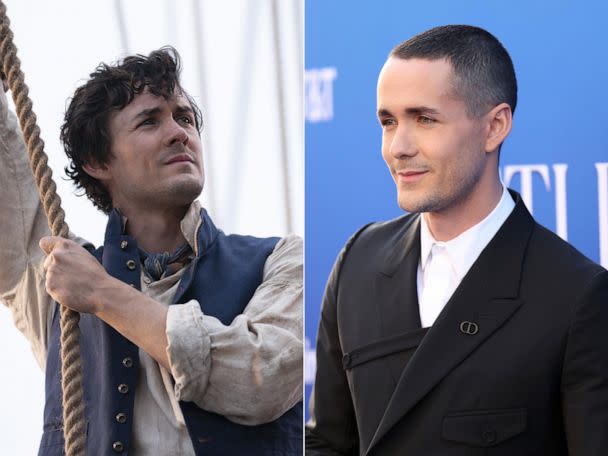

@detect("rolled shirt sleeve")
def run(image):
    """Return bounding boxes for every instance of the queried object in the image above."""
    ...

[165,234,303,425]
[0,90,53,368]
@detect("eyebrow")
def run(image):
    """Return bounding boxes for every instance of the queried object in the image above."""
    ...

[174,105,195,116]
[131,104,194,122]
[377,106,441,118]
[132,107,162,122]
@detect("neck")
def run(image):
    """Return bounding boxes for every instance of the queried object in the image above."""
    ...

[117,204,189,254]
[424,171,503,242]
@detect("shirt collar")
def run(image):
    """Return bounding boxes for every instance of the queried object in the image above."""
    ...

[419,184,515,280]
[180,199,203,256]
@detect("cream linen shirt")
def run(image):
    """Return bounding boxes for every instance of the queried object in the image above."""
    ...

[417,185,515,327]
[0,96,303,454]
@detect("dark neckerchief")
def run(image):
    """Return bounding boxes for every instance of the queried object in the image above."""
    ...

[138,243,193,281]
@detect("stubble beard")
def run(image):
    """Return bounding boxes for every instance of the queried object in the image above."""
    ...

[160,175,204,208]
[397,159,484,215]
[130,173,204,212]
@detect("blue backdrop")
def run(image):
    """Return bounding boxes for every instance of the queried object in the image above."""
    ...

[304,1,608,419]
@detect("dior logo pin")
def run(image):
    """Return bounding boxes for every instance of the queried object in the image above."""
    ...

[459,321,479,335]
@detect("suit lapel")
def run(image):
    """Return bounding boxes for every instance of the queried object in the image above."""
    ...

[367,192,535,454]
[374,215,422,382]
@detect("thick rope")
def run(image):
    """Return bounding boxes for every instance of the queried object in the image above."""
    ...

[0,2,86,455]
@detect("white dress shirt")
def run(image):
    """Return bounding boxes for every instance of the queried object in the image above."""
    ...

[417,186,515,327]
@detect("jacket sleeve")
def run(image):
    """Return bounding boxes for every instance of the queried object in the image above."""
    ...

[561,268,608,454]
[165,234,303,425]
[0,88,53,369]
[305,233,363,456]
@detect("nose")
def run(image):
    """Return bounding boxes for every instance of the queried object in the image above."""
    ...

[164,119,189,147]
[388,125,417,159]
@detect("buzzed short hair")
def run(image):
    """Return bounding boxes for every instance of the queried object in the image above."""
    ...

[390,25,517,118]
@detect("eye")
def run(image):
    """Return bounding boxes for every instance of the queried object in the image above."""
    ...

[380,118,396,128]
[178,115,194,126]
[417,115,435,125]
[138,118,157,127]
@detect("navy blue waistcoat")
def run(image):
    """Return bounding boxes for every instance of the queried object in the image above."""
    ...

[38,208,303,455]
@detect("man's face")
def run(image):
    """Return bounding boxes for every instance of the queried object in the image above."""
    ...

[377,57,490,214]
[100,89,204,212]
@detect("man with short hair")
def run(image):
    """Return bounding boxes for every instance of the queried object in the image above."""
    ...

[306,25,608,454]
[0,47,302,455]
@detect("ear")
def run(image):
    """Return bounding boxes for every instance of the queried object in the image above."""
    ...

[484,102,512,153]
[82,160,111,182]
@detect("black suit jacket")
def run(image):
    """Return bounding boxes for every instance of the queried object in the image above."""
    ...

[306,190,608,455]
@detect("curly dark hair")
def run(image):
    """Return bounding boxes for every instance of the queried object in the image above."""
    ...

[61,46,203,214]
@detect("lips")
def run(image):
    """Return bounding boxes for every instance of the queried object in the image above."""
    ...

[399,170,427,176]
[165,153,194,165]
[396,169,428,183]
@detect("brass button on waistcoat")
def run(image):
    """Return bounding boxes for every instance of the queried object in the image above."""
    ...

[122,357,133,368]
[112,441,124,452]
[116,412,127,424]
[118,383,129,394]
[120,240,128,249]
[126,259,137,270]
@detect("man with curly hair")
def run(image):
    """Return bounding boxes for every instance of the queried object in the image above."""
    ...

[0,48,302,455]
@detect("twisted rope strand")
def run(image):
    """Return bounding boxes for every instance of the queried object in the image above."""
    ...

[0,2,86,455]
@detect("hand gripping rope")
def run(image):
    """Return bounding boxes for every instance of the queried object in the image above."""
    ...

[0,2,86,455]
